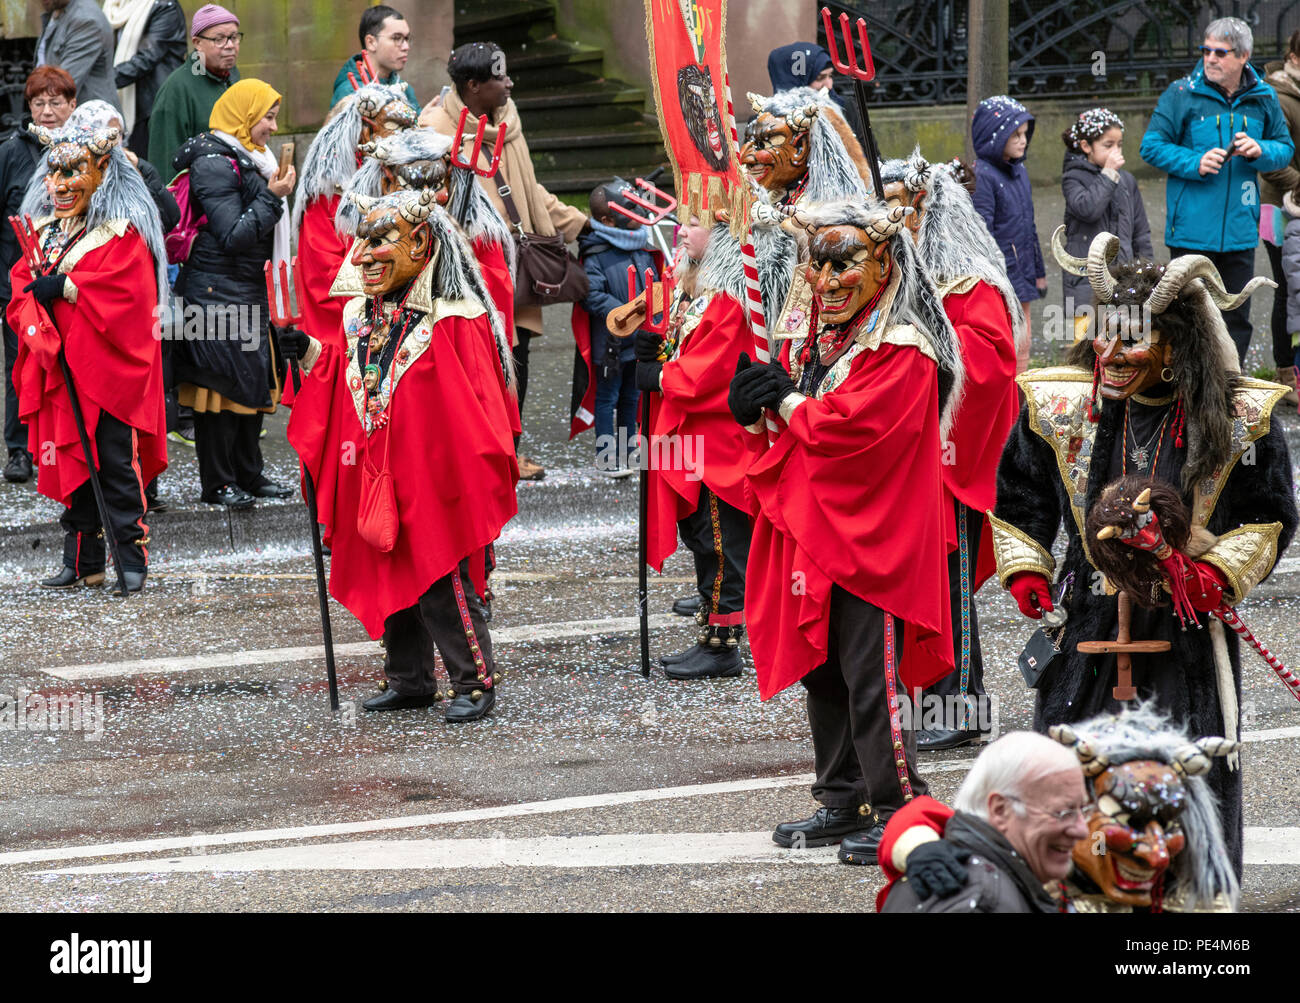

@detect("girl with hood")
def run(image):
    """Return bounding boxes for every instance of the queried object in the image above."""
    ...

[1060,108,1152,335]
[972,95,1045,370]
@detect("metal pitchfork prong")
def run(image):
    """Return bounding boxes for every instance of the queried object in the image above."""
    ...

[264,258,302,328]
[450,106,506,177]
[819,5,885,198]
[609,177,679,226]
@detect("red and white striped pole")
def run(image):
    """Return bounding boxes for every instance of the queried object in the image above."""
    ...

[724,73,778,447]
[1215,605,1300,704]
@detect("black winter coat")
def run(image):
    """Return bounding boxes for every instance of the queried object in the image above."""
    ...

[0,130,45,301]
[1060,151,1153,313]
[171,132,283,409]
[113,1,187,133]
[136,155,180,234]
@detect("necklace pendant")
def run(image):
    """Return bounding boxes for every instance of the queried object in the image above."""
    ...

[1130,446,1150,470]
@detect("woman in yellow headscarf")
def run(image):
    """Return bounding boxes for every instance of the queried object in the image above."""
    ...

[171,79,300,509]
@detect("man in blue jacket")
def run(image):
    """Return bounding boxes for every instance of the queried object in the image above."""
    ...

[1141,16,1294,364]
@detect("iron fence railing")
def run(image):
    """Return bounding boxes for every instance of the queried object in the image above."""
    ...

[817,1,1300,105]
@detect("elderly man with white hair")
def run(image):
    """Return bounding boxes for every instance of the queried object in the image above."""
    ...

[1140,15,1294,365]
[879,731,1088,913]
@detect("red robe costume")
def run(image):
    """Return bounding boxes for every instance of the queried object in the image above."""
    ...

[472,236,520,437]
[295,195,350,353]
[940,279,1020,587]
[8,225,167,506]
[287,296,519,638]
[646,292,756,571]
[745,337,954,701]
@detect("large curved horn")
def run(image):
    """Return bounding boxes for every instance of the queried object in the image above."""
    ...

[1050,225,1088,276]
[863,204,912,243]
[1195,735,1241,760]
[1170,742,1211,778]
[346,192,376,215]
[1144,255,1274,315]
[1047,724,1110,775]
[788,103,821,132]
[903,148,932,193]
[747,92,766,115]
[1086,231,1120,304]
[399,187,437,223]
[27,124,56,147]
[85,127,121,157]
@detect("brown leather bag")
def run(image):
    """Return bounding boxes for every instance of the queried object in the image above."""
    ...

[494,169,589,307]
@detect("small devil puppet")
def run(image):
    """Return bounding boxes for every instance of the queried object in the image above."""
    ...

[727,198,964,860]
[9,122,168,594]
[286,188,518,723]
[990,231,1297,875]
[293,84,417,354]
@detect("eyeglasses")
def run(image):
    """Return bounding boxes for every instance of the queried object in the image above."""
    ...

[198,32,244,47]
[1003,794,1091,823]
[30,97,70,112]
[380,33,411,46]
[1199,45,1235,58]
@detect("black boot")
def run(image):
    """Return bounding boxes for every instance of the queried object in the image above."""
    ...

[42,531,105,588]
[40,566,106,588]
[3,450,32,483]
[916,728,986,751]
[662,607,709,664]
[445,686,495,723]
[664,623,744,680]
[362,688,438,711]
[111,569,147,596]
[838,818,887,865]
[671,594,702,617]
[773,805,872,848]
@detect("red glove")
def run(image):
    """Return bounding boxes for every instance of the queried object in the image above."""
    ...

[1008,572,1054,620]
[1183,561,1227,612]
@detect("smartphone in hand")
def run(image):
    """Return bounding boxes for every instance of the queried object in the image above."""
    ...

[277,141,295,179]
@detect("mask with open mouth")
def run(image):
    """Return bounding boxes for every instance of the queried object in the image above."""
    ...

[1093,305,1171,400]
[740,111,811,197]
[357,94,418,148]
[350,202,434,298]
[1072,760,1187,906]
[804,223,890,325]
[40,126,118,220]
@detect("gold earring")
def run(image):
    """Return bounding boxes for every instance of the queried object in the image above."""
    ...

[1160,366,1174,382]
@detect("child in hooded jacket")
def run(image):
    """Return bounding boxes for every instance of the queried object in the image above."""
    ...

[972,95,1044,371]
[1060,108,1153,336]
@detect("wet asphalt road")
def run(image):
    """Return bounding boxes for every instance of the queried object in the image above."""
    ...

[1,181,1299,912]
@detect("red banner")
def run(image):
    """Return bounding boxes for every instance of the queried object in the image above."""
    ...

[644,0,740,225]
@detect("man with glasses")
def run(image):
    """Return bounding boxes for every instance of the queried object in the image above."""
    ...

[146,3,242,175]
[330,6,418,110]
[879,732,1089,912]
[1140,16,1293,365]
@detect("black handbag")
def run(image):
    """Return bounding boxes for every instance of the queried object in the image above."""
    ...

[493,169,589,307]
[1016,573,1073,689]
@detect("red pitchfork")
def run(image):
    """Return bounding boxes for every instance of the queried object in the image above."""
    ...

[347,51,380,91]
[820,6,886,198]
[262,257,339,712]
[609,177,679,226]
[451,106,507,177]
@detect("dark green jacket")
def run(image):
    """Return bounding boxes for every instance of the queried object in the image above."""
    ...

[148,50,241,179]
[330,55,417,110]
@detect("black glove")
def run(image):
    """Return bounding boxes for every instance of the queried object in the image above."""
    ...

[728,352,778,426]
[635,361,662,393]
[598,340,621,382]
[114,68,130,90]
[24,274,67,310]
[903,840,972,901]
[754,360,797,411]
[633,328,663,363]
[274,325,310,361]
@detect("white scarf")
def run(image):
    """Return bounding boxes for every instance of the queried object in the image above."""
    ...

[105,0,155,135]
[213,130,291,268]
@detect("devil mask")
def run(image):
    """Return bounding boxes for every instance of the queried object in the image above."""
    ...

[1093,303,1172,400]
[357,94,417,148]
[740,109,813,197]
[351,205,433,298]
[805,223,891,325]
[38,125,119,220]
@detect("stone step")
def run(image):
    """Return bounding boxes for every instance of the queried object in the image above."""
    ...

[453,0,557,48]
[527,123,665,173]
[515,81,648,130]
[535,162,673,195]
[507,39,607,89]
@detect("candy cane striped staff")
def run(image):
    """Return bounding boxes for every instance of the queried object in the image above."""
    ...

[1214,606,1300,704]
[724,73,778,447]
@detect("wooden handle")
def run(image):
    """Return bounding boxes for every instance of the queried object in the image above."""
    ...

[607,282,668,339]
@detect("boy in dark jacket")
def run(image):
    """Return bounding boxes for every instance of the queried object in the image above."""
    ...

[973,95,1044,371]
[578,179,656,478]
[1060,108,1152,333]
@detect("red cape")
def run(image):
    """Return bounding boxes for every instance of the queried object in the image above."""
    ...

[8,227,167,506]
[646,293,757,571]
[745,338,954,700]
[569,303,596,438]
[942,280,1020,589]
[296,195,350,352]
[473,235,515,351]
[287,305,519,638]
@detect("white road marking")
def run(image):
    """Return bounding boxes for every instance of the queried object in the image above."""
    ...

[42,832,843,874]
[1241,724,1300,742]
[1275,557,1299,575]
[39,613,679,681]
[37,825,1300,875]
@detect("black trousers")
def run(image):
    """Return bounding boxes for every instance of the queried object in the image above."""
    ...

[922,501,988,727]
[2,316,28,456]
[193,410,266,497]
[1263,240,1297,368]
[677,487,749,620]
[383,558,496,697]
[1167,245,1255,366]
[802,586,928,818]
[59,411,150,573]
[513,327,537,415]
